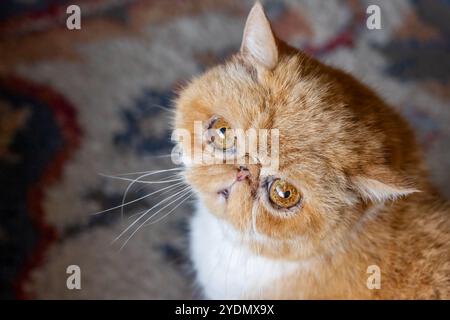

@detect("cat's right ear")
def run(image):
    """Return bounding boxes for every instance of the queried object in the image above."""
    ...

[350,166,420,203]
[240,2,278,70]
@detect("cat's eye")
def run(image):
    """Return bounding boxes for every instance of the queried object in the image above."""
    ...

[210,118,235,150]
[268,179,302,209]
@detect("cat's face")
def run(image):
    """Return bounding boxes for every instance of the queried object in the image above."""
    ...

[174,3,422,259]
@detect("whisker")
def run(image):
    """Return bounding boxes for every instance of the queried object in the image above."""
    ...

[113,186,191,244]
[152,103,175,114]
[130,173,183,194]
[145,192,192,226]
[118,170,185,221]
[100,174,184,184]
[125,208,148,221]
[126,183,188,220]
[119,189,192,251]
[103,167,183,177]
[160,173,184,180]
[90,181,185,215]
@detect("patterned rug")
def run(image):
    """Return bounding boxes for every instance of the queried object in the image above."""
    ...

[1,0,449,299]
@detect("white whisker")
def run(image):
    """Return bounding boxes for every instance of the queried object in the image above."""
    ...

[130,173,182,194]
[118,189,192,251]
[100,174,184,184]
[152,103,175,114]
[126,183,188,220]
[90,181,185,215]
[118,170,183,220]
[102,167,183,177]
[145,192,192,226]
[113,186,191,244]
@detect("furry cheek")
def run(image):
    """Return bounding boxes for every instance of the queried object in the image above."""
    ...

[254,201,325,241]
[226,181,254,232]
[184,164,237,217]
[184,164,255,232]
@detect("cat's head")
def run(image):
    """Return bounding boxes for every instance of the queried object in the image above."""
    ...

[173,2,425,259]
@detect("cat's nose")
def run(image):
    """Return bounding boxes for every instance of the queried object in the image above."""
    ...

[237,165,260,183]
[237,166,250,181]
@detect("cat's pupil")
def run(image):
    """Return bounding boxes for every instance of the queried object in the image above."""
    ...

[219,127,227,136]
[276,186,291,199]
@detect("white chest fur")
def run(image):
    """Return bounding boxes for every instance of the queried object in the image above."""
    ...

[189,201,301,299]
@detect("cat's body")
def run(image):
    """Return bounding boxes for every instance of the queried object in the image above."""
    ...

[175,3,450,299]
[191,193,450,299]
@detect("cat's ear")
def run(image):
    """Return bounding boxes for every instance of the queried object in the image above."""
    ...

[351,167,420,203]
[240,2,278,70]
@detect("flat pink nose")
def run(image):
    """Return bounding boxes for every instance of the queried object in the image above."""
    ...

[236,166,250,181]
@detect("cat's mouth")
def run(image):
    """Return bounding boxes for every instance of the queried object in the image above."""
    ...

[217,166,251,201]
[218,188,230,200]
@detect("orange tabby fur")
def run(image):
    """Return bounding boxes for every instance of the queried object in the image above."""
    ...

[174,2,450,299]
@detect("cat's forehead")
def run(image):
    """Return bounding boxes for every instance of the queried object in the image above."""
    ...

[182,54,347,154]
[201,57,330,128]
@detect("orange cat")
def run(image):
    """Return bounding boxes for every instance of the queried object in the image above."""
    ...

[174,2,450,299]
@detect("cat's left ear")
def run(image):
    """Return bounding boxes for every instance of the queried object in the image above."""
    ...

[240,2,278,70]
[351,167,420,203]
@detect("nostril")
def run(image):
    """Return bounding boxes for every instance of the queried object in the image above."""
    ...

[237,166,250,181]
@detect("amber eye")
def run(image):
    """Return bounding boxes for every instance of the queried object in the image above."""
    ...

[210,118,235,150]
[268,179,302,209]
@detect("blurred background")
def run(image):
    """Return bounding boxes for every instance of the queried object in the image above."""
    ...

[0,0,449,299]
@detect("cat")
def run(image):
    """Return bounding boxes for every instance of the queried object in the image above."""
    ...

[173,2,450,299]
